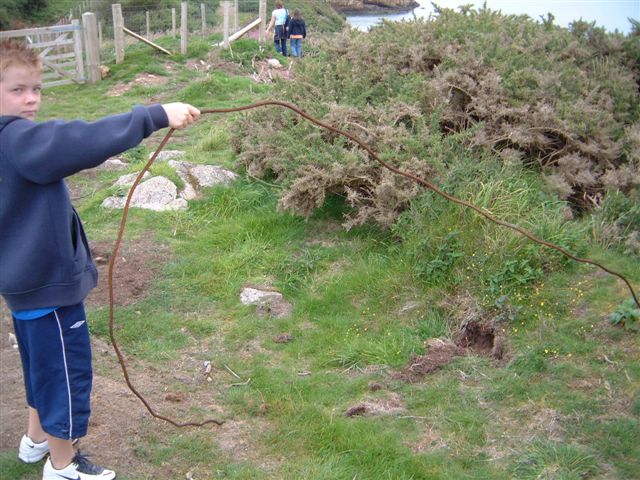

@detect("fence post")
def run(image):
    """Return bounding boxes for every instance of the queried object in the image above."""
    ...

[98,21,103,47]
[201,3,206,36]
[82,12,101,83]
[112,3,124,64]
[180,2,188,55]
[222,1,230,48]
[71,18,86,82]
[172,8,176,38]
[259,0,266,44]
[234,0,239,33]
[146,11,150,38]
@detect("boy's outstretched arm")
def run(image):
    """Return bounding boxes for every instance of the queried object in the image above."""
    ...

[1,103,199,184]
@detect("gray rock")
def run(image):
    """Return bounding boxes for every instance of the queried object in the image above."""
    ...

[94,158,129,171]
[240,287,283,305]
[168,160,238,200]
[113,172,150,188]
[191,164,238,187]
[167,160,198,200]
[151,150,186,162]
[102,176,187,211]
[101,158,237,211]
[240,287,292,319]
[101,196,126,209]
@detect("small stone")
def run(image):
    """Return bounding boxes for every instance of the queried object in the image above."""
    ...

[368,382,383,392]
[165,392,185,403]
[274,332,293,343]
[239,287,283,305]
[345,405,367,417]
[203,361,212,375]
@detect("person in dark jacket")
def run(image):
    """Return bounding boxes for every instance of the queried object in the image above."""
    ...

[288,9,307,58]
[0,39,199,480]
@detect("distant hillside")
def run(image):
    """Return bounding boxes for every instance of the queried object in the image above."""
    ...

[329,0,417,11]
[270,0,345,32]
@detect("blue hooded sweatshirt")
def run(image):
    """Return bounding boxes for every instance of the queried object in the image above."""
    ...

[0,104,168,311]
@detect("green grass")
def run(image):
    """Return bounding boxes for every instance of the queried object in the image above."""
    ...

[0,452,40,480]
[511,440,600,479]
[1,29,639,480]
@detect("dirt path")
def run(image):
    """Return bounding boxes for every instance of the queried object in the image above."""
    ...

[0,238,179,477]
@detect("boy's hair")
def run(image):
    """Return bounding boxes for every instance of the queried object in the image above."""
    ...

[292,8,302,19]
[0,39,42,81]
[275,1,283,8]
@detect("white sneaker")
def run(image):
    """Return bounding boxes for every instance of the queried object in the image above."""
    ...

[43,453,116,480]
[19,435,80,464]
[18,434,49,463]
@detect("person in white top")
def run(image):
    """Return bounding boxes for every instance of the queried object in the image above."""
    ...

[266,1,289,56]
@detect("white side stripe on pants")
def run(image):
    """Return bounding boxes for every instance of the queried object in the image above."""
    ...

[54,310,74,439]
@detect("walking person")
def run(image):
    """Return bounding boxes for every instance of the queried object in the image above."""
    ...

[288,9,307,59]
[0,39,200,480]
[266,1,290,56]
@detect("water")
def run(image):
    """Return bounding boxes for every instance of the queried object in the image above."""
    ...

[345,1,431,31]
[345,0,639,34]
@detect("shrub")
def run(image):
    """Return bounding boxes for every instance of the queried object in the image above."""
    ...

[232,6,639,227]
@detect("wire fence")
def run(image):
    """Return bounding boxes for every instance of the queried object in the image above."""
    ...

[66,1,261,40]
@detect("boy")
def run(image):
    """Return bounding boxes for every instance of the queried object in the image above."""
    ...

[0,39,200,480]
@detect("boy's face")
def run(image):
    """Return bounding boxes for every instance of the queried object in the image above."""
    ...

[0,64,42,120]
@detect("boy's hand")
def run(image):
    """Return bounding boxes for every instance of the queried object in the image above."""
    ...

[162,102,200,129]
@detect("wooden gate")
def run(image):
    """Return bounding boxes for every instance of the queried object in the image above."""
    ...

[0,21,86,87]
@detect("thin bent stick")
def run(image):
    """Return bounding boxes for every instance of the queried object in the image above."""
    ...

[108,129,223,427]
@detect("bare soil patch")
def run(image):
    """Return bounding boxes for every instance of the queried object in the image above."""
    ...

[184,57,246,77]
[396,338,465,382]
[107,72,169,97]
[395,294,507,382]
[86,236,169,307]
[251,59,294,83]
[344,392,407,417]
[412,424,449,453]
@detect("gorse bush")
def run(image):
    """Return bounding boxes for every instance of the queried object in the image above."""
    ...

[232,5,639,227]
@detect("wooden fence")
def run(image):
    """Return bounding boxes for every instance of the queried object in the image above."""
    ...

[220,0,267,48]
[0,14,101,87]
[111,0,267,62]
[0,1,268,86]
